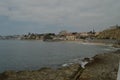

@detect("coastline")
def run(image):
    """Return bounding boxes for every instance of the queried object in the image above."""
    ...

[79,50,120,80]
[44,39,119,47]
[3,39,119,47]
[0,50,120,80]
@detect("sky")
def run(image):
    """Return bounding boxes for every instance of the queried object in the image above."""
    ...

[0,0,120,35]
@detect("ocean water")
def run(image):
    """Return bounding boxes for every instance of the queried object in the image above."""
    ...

[0,40,116,72]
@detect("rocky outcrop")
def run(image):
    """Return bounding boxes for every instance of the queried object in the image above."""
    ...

[0,64,83,80]
[79,50,120,80]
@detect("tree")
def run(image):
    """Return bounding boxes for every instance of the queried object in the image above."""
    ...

[43,33,55,41]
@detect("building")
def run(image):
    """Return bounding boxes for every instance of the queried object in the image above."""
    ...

[95,32,100,36]
[65,33,76,41]
[80,32,89,37]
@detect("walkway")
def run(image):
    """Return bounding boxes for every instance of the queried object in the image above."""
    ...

[117,62,120,80]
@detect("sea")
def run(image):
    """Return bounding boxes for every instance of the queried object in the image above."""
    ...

[0,40,117,72]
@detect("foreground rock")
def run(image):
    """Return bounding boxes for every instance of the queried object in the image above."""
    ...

[0,64,83,80]
[79,50,120,80]
[113,44,120,48]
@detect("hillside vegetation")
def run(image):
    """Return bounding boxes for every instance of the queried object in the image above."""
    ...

[97,25,120,40]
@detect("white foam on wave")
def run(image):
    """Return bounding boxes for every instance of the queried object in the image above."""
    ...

[81,42,106,46]
[62,63,73,67]
[62,58,90,68]
[80,61,88,68]
[104,48,113,51]
[104,47,120,51]
[62,64,69,67]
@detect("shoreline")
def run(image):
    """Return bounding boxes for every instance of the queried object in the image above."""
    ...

[0,50,120,80]
[1,39,119,47]
[79,50,120,80]
[38,39,119,47]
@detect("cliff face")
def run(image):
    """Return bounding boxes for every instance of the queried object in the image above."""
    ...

[97,27,120,40]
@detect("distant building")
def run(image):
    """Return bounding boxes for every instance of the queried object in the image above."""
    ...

[58,31,77,41]
[80,32,89,37]
[65,33,76,41]
[95,32,100,36]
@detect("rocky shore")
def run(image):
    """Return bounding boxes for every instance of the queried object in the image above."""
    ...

[0,50,120,80]
[79,50,120,80]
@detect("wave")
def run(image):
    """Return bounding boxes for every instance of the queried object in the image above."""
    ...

[62,57,92,68]
[104,47,120,51]
[80,42,106,46]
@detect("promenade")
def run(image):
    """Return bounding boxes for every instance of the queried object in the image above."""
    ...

[117,62,120,80]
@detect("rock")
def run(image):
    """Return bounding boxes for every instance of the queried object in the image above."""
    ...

[79,51,120,80]
[82,57,90,62]
[115,50,120,54]
[0,64,83,80]
[112,44,120,48]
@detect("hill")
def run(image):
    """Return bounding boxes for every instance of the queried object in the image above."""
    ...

[97,25,120,40]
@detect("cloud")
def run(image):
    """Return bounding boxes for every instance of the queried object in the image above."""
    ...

[0,0,120,33]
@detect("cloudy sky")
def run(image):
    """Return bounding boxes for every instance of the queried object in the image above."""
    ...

[0,0,120,35]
